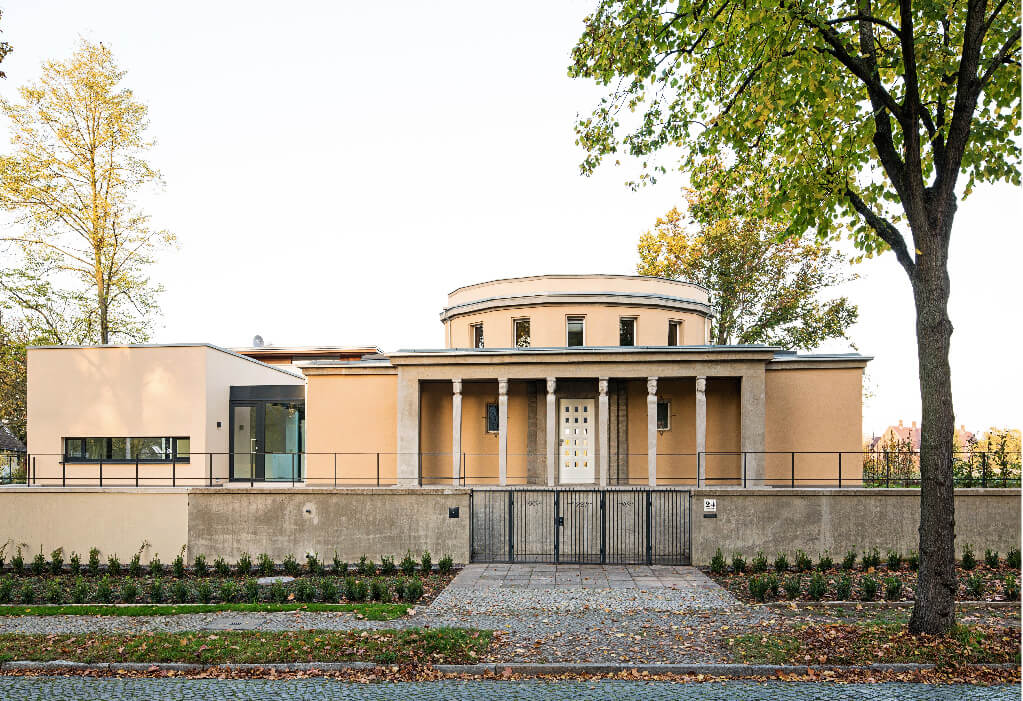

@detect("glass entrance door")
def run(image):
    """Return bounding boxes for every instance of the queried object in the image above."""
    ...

[230,399,304,482]
[231,403,261,481]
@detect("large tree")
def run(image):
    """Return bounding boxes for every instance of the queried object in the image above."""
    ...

[569,0,1019,633]
[0,39,173,344]
[637,184,857,349]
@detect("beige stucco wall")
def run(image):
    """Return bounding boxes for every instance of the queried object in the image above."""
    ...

[447,274,709,307]
[303,371,397,485]
[0,488,189,560]
[765,365,864,485]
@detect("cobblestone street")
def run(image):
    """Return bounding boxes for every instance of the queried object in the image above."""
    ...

[0,677,1018,700]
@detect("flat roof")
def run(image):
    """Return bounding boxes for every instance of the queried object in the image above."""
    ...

[447,273,710,297]
[234,345,381,355]
[391,344,780,355]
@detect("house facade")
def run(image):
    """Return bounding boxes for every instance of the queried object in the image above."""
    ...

[25,274,870,489]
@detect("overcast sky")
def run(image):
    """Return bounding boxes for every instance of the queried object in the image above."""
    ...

[1,1,1020,436]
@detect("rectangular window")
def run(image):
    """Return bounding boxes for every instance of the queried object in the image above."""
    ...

[485,402,499,433]
[513,318,530,348]
[470,323,484,349]
[566,316,585,347]
[668,320,683,346]
[656,401,670,431]
[619,317,636,346]
[63,437,191,463]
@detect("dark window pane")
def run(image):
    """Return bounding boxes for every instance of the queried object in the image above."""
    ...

[85,438,107,460]
[566,318,584,347]
[657,401,670,430]
[132,437,168,460]
[64,439,84,459]
[486,402,499,433]
[472,324,484,349]
[514,319,530,348]
[619,318,635,346]
[668,321,679,346]
[110,438,130,460]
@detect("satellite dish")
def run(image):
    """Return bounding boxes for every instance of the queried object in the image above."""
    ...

[252,335,264,348]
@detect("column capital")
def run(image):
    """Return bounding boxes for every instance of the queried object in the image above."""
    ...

[498,378,508,395]
[695,376,706,393]
[546,377,556,394]
[452,378,462,395]
[647,377,658,396]
[598,377,609,396]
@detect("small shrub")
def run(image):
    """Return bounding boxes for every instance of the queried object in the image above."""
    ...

[282,554,300,577]
[883,576,902,600]
[400,551,417,576]
[50,548,64,575]
[295,578,316,603]
[257,553,275,576]
[306,553,322,576]
[961,544,976,571]
[149,554,163,576]
[319,578,339,602]
[906,552,919,571]
[1007,547,1021,569]
[172,580,190,604]
[817,553,833,572]
[860,575,878,601]
[0,578,12,603]
[353,579,369,602]
[95,577,114,604]
[45,580,63,604]
[333,553,347,575]
[886,550,902,571]
[196,581,213,604]
[1003,574,1020,601]
[218,581,237,603]
[19,583,35,604]
[71,579,90,604]
[237,553,252,576]
[773,554,789,573]
[30,552,46,576]
[403,577,424,602]
[148,579,164,603]
[172,553,186,579]
[731,553,746,574]
[794,550,812,573]
[11,549,24,576]
[106,555,121,577]
[751,551,768,573]
[420,551,432,575]
[861,548,881,570]
[357,555,375,576]
[193,555,209,577]
[68,552,81,576]
[841,550,856,571]
[214,557,231,577]
[244,579,260,603]
[380,555,396,575]
[749,576,768,602]
[710,548,727,575]
[808,573,827,600]
[370,578,389,602]
[438,554,454,575]
[128,553,143,578]
[343,576,359,601]
[764,574,780,598]
[121,580,139,603]
[783,576,801,599]
[984,549,1000,569]
[269,582,288,603]
[965,573,984,598]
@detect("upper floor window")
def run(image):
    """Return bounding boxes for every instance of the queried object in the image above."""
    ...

[63,436,190,463]
[470,323,484,349]
[619,317,636,346]
[566,316,585,347]
[668,320,684,346]
[656,401,670,430]
[513,318,530,348]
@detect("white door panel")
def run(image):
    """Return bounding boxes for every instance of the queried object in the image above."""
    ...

[559,398,595,484]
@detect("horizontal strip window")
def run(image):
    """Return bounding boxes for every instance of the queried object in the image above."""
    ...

[63,437,190,463]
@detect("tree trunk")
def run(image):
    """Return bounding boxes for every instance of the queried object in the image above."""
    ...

[907,222,957,635]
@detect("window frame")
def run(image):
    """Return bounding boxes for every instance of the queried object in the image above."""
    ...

[667,319,684,346]
[470,322,485,349]
[619,316,637,347]
[62,437,191,463]
[485,402,500,433]
[512,317,531,348]
[566,315,586,347]
[656,401,671,431]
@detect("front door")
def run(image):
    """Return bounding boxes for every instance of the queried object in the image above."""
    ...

[559,398,595,484]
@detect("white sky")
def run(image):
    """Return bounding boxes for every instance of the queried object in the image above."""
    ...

[1,1,1020,436]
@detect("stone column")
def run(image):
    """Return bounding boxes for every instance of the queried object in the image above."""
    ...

[498,378,508,486]
[740,371,767,486]
[451,379,462,486]
[695,376,707,487]
[545,377,557,485]
[396,371,420,486]
[598,377,609,487]
[647,377,658,486]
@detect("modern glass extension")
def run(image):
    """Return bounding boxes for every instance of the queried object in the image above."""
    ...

[229,385,305,482]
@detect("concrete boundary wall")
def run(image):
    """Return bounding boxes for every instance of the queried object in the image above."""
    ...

[689,488,1021,565]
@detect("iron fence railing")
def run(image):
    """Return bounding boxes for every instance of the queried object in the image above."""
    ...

[9,450,1020,489]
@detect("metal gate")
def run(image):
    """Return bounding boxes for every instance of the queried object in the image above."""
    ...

[469,488,690,564]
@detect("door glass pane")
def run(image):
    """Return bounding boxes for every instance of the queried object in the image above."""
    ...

[264,402,302,481]
[233,406,255,479]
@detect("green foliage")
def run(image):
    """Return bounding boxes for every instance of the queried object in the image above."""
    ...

[49,548,64,575]
[106,555,121,576]
[961,545,977,571]
[195,581,213,604]
[773,554,789,573]
[906,553,919,571]
[420,551,432,575]
[783,576,801,599]
[794,550,812,573]
[817,553,833,572]
[319,578,339,603]
[268,582,287,604]
[400,551,417,576]
[149,554,163,577]
[861,548,881,570]
[749,576,768,602]
[171,581,189,604]
[861,576,878,601]
[31,552,46,576]
[886,550,902,571]
[965,573,985,598]
[257,554,274,577]
[305,553,322,576]
[295,579,316,603]
[11,549,24,575]
[282,554,300,577]
[884,576,902,601]
[148,579,164,604]
[193,555,208,577]
[764,574,780,598]
[0,577,12,603]
[750,551,767,573]
[171,552,185,579]
[357,556,375,577]
[343,577,367,602]
[808,573,827,600]
[71,579,90,604]
[121,580,139,603]
[218,581,237,603]
[371,579,389,602]
[1008,548,1021,569]
[95,577,113,604]
[68,553,81,576]
[841,551,856,571]
[244,579,259,604]
[213,557,231,577]
[332,554,347,575]
[731,553,747,574]
[984,549,1000,569]
[402,578,424,602]
[236,553,252,576]
[45,580,63,604]
[1003,574,1020,601]
[128,553,143,578]
[710,548,727,575]
[19,582,34,604]
[438,554,454,575]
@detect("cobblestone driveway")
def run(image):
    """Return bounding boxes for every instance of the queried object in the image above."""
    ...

[0,678,1017,700]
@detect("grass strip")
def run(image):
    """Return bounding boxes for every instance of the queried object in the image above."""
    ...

[0,628,489,665]
[730,623,1020,667]
[0,603,408,621]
